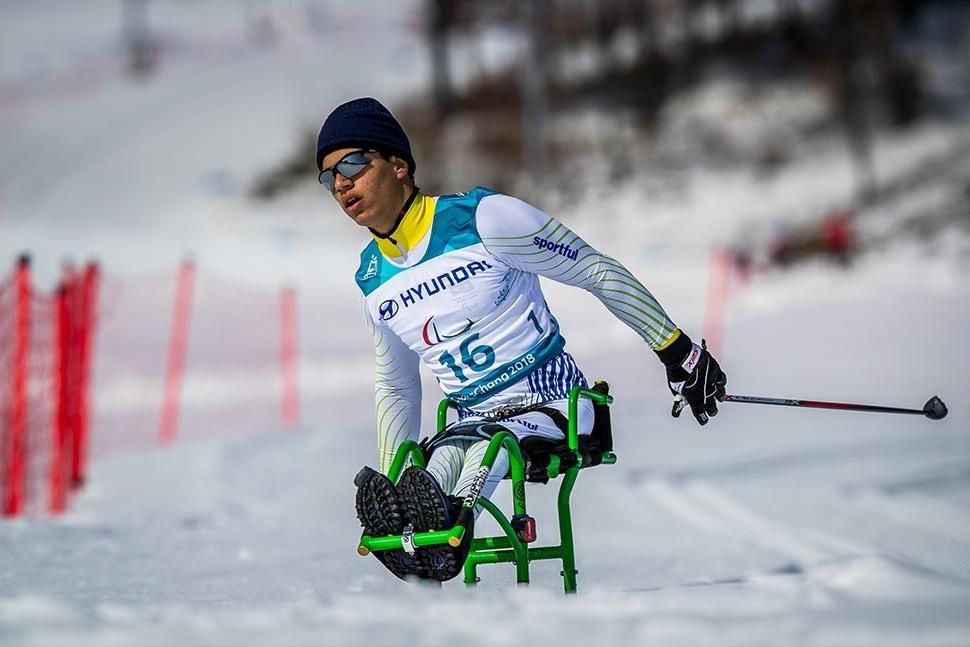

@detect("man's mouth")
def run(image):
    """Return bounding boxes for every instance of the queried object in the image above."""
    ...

[345,196,363,212]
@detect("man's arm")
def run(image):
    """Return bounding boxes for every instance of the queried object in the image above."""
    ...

[364,301,422,473]
[476,193,678,350]
[477,193,727,425]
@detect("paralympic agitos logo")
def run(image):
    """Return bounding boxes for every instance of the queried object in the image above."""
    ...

[377,259,493,321]
[422,315,475,346]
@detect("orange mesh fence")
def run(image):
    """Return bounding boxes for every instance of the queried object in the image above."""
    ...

[92,260,299,457]
[0,257,72,517]
[21,288,57,516]
[3,253,318,517]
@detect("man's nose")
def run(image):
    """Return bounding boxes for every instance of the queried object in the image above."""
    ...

[333,171,352,192]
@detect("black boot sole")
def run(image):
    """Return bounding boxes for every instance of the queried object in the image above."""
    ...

[397,466,451,532]
[354,466,423,581]
[397,466,472,582]
[354,466,404,536]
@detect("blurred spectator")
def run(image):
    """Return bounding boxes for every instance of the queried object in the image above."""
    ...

[768,211,857,268]
[820,210,856,265]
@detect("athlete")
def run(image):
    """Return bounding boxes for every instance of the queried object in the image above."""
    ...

[317,97,727,582]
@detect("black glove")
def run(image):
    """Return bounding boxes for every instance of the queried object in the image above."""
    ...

[655,331,727,426]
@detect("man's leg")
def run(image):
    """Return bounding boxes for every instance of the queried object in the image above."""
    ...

[449,439,509,502]
[394,437,503,582]
[426,438,510,508]
[400,402,589,581]
[426,398,595,501]
[424,438,472,497]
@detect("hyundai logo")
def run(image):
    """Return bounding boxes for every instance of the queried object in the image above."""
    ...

[378,299,399,321]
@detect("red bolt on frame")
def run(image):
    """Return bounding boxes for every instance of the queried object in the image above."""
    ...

[280,286,300,428]
[3,255,31,517]
[158,259,196,444]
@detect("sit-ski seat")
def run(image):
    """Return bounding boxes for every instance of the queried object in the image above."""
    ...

[357,382,616,593]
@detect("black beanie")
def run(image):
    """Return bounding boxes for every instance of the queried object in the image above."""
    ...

[315,97,415,176]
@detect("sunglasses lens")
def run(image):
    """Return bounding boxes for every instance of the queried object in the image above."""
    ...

[337,152,370,173]
[319,151,372,191]
[336,160,368,179]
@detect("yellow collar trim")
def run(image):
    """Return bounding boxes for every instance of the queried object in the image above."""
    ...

[374,191,435,258]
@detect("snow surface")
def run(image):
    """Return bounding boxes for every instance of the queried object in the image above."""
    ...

[2,2,970,646]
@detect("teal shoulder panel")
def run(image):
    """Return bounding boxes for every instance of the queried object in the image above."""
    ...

[355,240,409,296]
[356,187,502,294]
[423,187,499,261]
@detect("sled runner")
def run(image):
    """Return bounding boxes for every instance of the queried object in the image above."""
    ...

[357,382,616,594]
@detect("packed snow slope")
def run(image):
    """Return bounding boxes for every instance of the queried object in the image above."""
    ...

[2,1,969,646]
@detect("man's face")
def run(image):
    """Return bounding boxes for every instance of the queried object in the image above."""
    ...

[321,147,408,233]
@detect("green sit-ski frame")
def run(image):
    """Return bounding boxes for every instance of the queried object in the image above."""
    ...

[357,385,615,593]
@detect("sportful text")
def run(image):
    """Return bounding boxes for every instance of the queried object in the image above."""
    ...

[533,236,579,260]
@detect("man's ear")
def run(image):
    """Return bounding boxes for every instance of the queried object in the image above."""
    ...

[389,155,410,180]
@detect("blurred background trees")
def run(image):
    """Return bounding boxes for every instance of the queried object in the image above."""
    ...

[240,0,966,271]
[404,0,965,201]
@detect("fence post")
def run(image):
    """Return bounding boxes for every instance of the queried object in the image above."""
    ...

[159,258,195,444]
[280,286,299,428]
[61,265,83,498]
[70,262,99,488]
[702,247,732,359]
[48,283,70,513]
[3,255,31,517]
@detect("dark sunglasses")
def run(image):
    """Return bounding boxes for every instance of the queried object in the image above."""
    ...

[318,149,378,191]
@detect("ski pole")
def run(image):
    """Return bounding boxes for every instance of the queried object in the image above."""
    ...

[723,394,948,420]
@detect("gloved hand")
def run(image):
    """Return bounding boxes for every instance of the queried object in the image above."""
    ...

[655,331,727,426]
